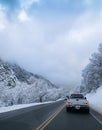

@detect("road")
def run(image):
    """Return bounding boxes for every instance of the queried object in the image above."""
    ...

[0,100,102,130]
[44,107,102,130]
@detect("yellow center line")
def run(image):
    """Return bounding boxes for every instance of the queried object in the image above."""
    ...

[35,104,65,130]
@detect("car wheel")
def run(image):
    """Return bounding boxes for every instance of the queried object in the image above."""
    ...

[66,107,70,112]
[86,109,90,113]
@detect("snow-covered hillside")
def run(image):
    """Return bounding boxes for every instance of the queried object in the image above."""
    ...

[87,87,102,115]
[0,59,65,107]
[81,44,102,93]
[80,43,102,114]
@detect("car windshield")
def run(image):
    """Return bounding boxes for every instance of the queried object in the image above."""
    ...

[70,94,84,99]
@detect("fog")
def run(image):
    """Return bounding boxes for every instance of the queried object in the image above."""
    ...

[0,0,102,87]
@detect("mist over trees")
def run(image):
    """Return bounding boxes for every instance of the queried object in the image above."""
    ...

[81,43,102,93]
[0,59,66,107]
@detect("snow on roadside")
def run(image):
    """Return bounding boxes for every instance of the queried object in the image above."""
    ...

[0,99,63,114]
[87,87,102,115]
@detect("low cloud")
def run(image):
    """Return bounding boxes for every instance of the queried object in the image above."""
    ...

[0,1,102,87]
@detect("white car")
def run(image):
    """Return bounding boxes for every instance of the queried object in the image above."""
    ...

[66,93,89,113]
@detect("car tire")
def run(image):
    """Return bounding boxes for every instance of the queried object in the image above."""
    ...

[86,108,90,113]
[66,107,70,112]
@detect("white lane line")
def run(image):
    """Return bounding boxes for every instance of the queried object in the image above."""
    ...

[90,112,102,125]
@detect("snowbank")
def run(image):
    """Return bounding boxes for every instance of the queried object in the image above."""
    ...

[0,99,63,114]
[87,87,102,115]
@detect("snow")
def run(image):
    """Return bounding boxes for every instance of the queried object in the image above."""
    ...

[80,44,102,115]
[0,59,65,106]
[81,43,102,93]
[0,99,63,114]
[87,86,102,115]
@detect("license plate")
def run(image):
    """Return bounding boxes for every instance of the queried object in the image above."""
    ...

[75,105,80,109]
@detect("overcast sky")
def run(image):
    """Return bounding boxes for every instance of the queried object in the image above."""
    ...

[0,0,102,87]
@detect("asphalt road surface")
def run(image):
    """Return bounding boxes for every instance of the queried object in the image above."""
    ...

[44,107,102,130]
[0,101,102,130]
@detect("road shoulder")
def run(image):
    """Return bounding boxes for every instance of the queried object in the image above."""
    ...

[90,108,102,125]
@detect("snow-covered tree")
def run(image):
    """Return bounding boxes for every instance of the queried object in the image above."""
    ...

[81,43,102,93]
[0,59,66,107]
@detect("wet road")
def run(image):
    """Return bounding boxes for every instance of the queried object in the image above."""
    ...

[0,101,102,130]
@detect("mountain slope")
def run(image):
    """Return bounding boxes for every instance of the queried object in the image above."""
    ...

[0,59,64,107]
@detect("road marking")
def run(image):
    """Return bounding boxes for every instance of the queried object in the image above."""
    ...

[35,104,65,130]
[90,112,102,125]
